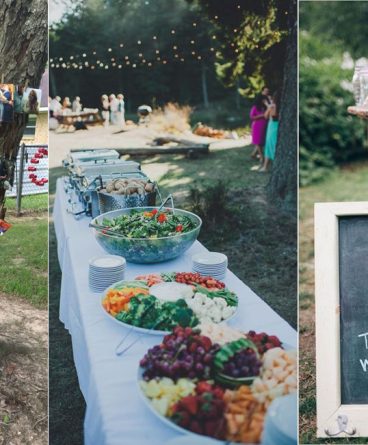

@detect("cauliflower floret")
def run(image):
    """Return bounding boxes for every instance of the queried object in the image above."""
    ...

[210,306,222,323]
[222,305,235,320]
[213,297,227,308]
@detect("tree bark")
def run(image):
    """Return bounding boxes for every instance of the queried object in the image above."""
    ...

[267,0,297,214]
[201,63,209,109]
[0,0,48,218]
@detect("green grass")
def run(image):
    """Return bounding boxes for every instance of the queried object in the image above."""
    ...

[299,160,368,444]
[0,212,48,307]
[5,193,48,212]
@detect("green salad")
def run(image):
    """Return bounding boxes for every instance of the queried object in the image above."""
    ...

[102,209,197,239]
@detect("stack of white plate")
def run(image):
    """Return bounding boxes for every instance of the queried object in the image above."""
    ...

[89,255,126,293]
[192,252,228,280]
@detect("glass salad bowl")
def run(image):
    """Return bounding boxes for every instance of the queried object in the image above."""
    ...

[90,207,202,263]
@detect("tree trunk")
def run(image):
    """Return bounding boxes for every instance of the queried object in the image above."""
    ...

[267,0,297,214]
[201,63,209,109]
[0,0,48,218]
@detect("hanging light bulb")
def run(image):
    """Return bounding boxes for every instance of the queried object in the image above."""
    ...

[108,48,112,52]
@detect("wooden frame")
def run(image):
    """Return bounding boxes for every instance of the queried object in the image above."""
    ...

[315,202,368,438]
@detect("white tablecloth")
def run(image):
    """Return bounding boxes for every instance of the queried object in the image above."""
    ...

[53,178,296,445]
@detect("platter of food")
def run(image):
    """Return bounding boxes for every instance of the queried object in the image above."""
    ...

[138,324,296,443]
[91,207,202,263]
[101,272,239,335]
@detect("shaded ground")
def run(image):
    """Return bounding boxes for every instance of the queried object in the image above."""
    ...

[0,294,47,445]
[48,172,85,445]
[299,161,368,444]
[49,140,297,443]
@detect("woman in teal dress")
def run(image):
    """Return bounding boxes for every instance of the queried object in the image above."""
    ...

[259,92,279,172]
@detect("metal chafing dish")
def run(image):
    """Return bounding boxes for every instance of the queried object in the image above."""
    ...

[63,148,120,169]
[63,150,157,218]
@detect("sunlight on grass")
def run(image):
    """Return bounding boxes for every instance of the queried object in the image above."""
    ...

[0,216,48,307]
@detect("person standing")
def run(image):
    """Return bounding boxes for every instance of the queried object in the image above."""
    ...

[23,90,39,114]
[14,85,24,113]
[50,95,62,117]
[62,97,72,114]
[72,96,82,113]
[117,93,125,127]
[101,94,110,128]
[0,84,14,123]
[249,94,268,164]
[259,92,279,173]
[109,94,119,125]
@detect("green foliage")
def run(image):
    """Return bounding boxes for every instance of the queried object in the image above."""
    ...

[195,0,293,96]
[300,1,368,58]
[299,32,367,186]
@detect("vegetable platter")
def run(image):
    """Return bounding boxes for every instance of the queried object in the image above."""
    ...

[138,324,297,443]
[101,272,238,334]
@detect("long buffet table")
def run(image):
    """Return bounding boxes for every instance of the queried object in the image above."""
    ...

[53,178,297,445]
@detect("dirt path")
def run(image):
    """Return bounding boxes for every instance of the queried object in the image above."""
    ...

[49,124,250,168]
[0,294,47,445]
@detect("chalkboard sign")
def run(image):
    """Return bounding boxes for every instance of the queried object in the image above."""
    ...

[315,202,368,438]
[339,216,368,404]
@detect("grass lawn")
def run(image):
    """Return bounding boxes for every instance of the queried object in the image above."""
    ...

[0,196,48,308]
[49,144,297,444]
[299,161,368,444]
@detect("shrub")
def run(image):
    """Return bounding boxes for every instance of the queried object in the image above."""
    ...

[299,33,367,186]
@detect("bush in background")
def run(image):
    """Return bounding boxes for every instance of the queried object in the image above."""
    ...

[299,32,367,186]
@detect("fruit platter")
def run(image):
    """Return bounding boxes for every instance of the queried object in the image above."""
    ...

[101,272,238,334]
[138,324,297,443]
[91,207,202,263]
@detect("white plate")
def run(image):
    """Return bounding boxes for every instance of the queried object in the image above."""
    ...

[192,252,228,265]
[192,267,227,273]
[89,255,126,268]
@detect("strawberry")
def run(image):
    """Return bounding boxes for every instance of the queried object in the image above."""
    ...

[268,335,282,347]
[176,410,190,428]
[180,395,198,415]
[189,420,203,435]
[204,419,221,437]
[196,381,212,395]
[199,336,212,352]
